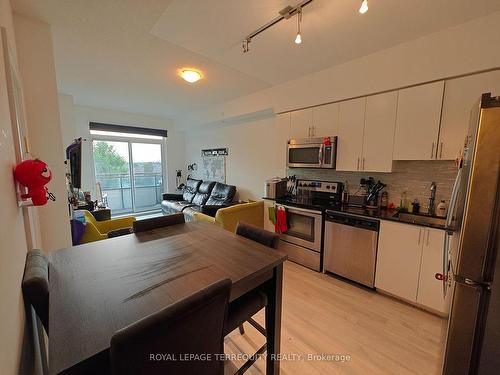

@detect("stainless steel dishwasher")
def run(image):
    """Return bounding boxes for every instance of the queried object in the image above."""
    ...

[323,210,379,288]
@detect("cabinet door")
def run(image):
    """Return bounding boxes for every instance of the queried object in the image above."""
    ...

[375,221,423,302]
[393,81,444,160]
[439,71,500,160]
[290,108,313,139]
[336,97,366,171]
[274,113,290,177]
[312,102,339,137]
[362,91,398,172]
[417,228,448,313]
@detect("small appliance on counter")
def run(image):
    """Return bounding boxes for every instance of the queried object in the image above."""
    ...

[347,177,386,209]
[264,177,287,199]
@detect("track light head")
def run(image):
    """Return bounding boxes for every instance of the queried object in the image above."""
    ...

[295,8,303,45]
[359,0,368,14]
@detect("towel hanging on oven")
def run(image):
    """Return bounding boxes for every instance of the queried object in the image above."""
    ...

[275,205,288,234]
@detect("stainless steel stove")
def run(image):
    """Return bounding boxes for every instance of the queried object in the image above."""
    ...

[277,179,343,271]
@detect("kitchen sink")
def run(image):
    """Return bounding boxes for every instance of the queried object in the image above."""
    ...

[394,212,446,228]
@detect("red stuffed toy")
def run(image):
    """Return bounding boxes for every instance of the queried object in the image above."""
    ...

[14,159,56,206]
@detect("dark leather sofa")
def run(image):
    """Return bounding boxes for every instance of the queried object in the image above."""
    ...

[161,178,236,220]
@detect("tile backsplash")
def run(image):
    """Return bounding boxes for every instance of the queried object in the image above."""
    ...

[289,160,458,212]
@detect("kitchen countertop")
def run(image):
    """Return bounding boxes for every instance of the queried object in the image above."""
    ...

[263,197,446,230]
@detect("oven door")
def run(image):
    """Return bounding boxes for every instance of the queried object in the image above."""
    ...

[287,143,322,168]
[280,206,322,252]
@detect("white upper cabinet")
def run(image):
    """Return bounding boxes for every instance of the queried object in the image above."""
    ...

[336,97,366,171]
[393,81,444,160]
[362,91,398,172]
[312,102,339,137]
[275,112,290,177]
[439,70,500,160]
[417,228,448,313]
[290,108,313,139]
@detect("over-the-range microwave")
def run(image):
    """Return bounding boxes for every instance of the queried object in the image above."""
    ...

[287,136,337,169]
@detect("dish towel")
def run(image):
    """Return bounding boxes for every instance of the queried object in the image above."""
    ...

[275,205,288,233]
[268,206,277,225]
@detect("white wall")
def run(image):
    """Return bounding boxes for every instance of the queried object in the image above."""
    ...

[0,1,29,373]
[14,14,72,252]
[185,116,277,201]
[58,100,186,196]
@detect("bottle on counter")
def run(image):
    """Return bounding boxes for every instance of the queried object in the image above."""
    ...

[380,191,388,209]
[412,199,420,214]
[342,180,349,205]
[437,200,447,217]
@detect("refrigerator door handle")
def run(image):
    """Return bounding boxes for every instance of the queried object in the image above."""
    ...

[446,168,462,228]
[443,230,450,297]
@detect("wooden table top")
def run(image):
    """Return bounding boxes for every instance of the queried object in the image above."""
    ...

[49,221,287,374]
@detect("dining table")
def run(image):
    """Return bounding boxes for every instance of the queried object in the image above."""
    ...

[49,221,287,374]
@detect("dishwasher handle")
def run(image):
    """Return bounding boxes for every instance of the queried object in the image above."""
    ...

[325,211,379,232]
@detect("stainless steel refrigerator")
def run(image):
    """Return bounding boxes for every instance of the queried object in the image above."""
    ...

[442,93,500,375]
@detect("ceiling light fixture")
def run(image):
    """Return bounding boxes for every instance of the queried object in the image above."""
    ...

[359,0,368,14]
[295,8,302,44]
[180,69,202,83]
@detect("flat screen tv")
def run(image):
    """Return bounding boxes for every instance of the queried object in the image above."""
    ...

[66,138,82,189]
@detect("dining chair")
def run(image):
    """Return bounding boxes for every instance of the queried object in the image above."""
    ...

[224,222,280,373]
[22,249,50,332]
[133,213,185,233]
[110,278,231,375]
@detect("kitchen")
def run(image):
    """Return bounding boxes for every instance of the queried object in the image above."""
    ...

[264,69,500,374]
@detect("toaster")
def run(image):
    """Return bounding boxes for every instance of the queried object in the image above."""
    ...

[265,178,287,199]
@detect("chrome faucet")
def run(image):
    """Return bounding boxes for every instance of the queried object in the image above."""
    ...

[428,182,437,215]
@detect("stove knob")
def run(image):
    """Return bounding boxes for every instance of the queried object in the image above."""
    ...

[326,185,330,189]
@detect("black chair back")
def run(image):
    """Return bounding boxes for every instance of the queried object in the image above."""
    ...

[133,213,185,233]
[110,278,231,375]
[236,222,280,249]
[22,249,49,331]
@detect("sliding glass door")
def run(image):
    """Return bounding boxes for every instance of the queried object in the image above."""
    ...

[92,135,165,214]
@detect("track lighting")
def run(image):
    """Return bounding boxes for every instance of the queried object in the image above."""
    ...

[295,8,302,44]
[240,0,370,54]
[359,0,368,14]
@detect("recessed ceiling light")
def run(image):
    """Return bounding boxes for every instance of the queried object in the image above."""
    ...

[180,69,202,83]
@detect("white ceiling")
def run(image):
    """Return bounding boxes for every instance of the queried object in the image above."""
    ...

[12,0,500,121]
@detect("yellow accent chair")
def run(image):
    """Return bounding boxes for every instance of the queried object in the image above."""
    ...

[192,201,264,233]
[79,210,136,244]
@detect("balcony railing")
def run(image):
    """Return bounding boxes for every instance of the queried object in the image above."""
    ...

[96,172,163,214]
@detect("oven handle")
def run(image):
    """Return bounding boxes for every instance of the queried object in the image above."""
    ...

[284,205,323,216]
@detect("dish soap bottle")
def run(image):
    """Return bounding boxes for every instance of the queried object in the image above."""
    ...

[437,200,447,217]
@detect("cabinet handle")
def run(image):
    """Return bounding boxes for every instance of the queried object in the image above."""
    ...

[362,157,365,170]
[357,157,360,171]
[439,142,443,159]
[430,142,435,159]
[418,229,422,245]
[426,229,430,246]
[312,125,315,137]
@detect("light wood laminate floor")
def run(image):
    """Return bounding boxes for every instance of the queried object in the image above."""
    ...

[225,261,447,375]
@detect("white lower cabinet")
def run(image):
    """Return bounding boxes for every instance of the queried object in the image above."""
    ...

[375,220,448,315]
[416,228,447,313]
